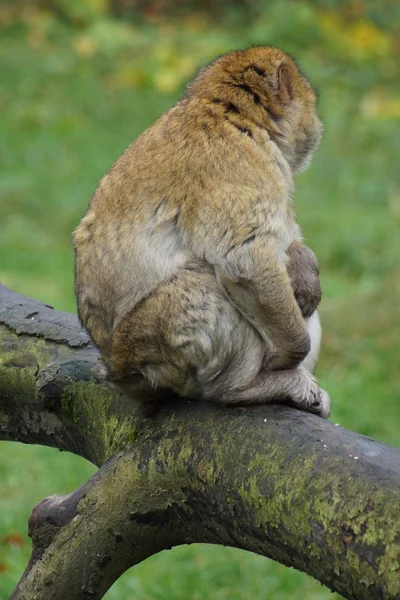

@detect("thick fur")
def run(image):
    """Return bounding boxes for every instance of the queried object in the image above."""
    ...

[74,46,331,417]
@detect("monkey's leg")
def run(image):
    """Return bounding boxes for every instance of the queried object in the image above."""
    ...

[217,368,331,418]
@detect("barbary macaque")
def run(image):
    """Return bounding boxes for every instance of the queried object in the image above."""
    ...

[74,46,331,417]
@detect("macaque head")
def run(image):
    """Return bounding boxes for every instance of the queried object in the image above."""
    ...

[189,46,323,175]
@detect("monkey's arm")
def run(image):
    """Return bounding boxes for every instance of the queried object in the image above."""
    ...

[214,241,310,370]
[286,240,322,319]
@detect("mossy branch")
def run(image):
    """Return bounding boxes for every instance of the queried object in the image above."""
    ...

[1,284,400,600]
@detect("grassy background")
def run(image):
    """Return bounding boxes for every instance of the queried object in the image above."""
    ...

[0,1,399,598]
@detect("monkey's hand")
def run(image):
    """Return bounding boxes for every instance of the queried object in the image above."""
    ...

[286,241,322,319]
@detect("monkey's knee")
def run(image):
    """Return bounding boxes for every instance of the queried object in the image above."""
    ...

[270,331,311,371]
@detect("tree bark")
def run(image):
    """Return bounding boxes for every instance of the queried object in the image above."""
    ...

[1,283,400,600]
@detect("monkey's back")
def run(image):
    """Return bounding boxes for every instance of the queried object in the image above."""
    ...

[74,94,293,365]
[74,111,191,357]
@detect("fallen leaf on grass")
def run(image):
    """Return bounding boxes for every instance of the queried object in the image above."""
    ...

[3,533,24,547]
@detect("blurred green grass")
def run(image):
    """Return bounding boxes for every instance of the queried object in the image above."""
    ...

[0,2,399,598]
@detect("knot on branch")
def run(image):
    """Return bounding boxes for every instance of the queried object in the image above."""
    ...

[29,489,86,537]
[28,488,86,560]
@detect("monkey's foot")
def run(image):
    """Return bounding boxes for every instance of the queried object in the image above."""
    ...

[301,386,331,419]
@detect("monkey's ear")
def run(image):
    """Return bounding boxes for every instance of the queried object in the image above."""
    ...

[274,57,293,104]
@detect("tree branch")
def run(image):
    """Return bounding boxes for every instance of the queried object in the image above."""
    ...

[1,284,400,600]
[0,283,144,464]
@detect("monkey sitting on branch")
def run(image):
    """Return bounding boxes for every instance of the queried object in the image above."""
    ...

[74,46,331,418]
